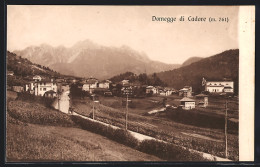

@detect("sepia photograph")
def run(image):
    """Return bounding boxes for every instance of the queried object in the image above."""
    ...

[5,5,255,162]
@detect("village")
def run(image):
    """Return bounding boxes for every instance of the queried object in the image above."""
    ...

[7,70,235,111]
[6,60,240,161]
[6,65,240,162]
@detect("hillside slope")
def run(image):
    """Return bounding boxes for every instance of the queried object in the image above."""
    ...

[6,51,62,86]
[157,49,239,94]
[182,57,203,67]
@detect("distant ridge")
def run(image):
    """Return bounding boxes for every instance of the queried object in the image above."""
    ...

[14,40,181,79]
[182,57,203,67]
[156,49,239,94]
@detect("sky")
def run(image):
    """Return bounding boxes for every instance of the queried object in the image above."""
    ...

[7,6,239,64]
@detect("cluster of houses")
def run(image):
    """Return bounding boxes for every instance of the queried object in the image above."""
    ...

[26,75,70,98]
[7,74,71,98]
[7,71,235,111]
[118,79,176,97]
[8,74,177,99]
[177,79,234,110]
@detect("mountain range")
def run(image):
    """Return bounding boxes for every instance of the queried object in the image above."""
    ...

[13,40,182,79]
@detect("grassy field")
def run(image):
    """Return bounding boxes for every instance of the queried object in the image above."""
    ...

[6,122,162,161]
[6,94,205,161]
[6,91,238,161]
[6,94,162,161]
[72,94,239,160]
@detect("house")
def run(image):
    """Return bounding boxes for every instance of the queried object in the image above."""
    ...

[33,75,42,82]
[179,86,192,97]
[44,90,57,98]
[82,78,99,94]
[99,80,111,89]
[205,81,234,93]
[7,71,14,76]
[121,80,130,86]
[146,86,158,94]
[195,93,209,108]
[12,86,24,93]
[25,81,36,94]
[180,97,196,110]
[34,79,57,96]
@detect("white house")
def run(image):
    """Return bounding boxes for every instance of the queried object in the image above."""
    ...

[205,81,234,93]
[180,97,196,110]
[25,82,36,94]
[35,80,57,96]
[146,86,158,94]
[121,80,130,86]
[33,75,42,82]
[99,80,111,89]
[82,78,99,94]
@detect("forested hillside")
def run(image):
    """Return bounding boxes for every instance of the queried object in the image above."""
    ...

[157,49,239,94]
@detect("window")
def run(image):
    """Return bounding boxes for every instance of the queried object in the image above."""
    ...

[40,88,42,91]
[43,88,46,91]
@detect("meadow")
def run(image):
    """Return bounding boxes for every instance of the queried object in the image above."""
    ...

[71,94,239,160]
[6,91,207,161]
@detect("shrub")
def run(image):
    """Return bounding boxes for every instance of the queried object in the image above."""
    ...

[138,139,206,161]
[70,115,139,148]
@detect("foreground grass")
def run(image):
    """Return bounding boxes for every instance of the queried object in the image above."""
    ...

[6,121,162,161]
[6,99,206,161]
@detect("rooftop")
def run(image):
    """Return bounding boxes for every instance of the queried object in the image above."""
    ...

[180,97,196,102]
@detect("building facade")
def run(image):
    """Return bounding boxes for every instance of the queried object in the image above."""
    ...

[180,97,196,110]
[35,81,57,96]
[205,81,234,93]
[179,86,192,97]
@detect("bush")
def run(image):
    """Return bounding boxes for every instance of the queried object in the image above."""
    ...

[138,140,206,161]
[71,115,206,161]
[70,115,139,148]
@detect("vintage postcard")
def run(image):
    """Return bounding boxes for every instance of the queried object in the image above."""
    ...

[5,5,255,162]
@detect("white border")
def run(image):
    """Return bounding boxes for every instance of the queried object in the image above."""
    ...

[239,6,255,161]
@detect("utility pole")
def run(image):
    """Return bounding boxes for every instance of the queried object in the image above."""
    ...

[125,93,129,130]
[92,95,95,120]
[225,99,228,158]
[58,90,61,112]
